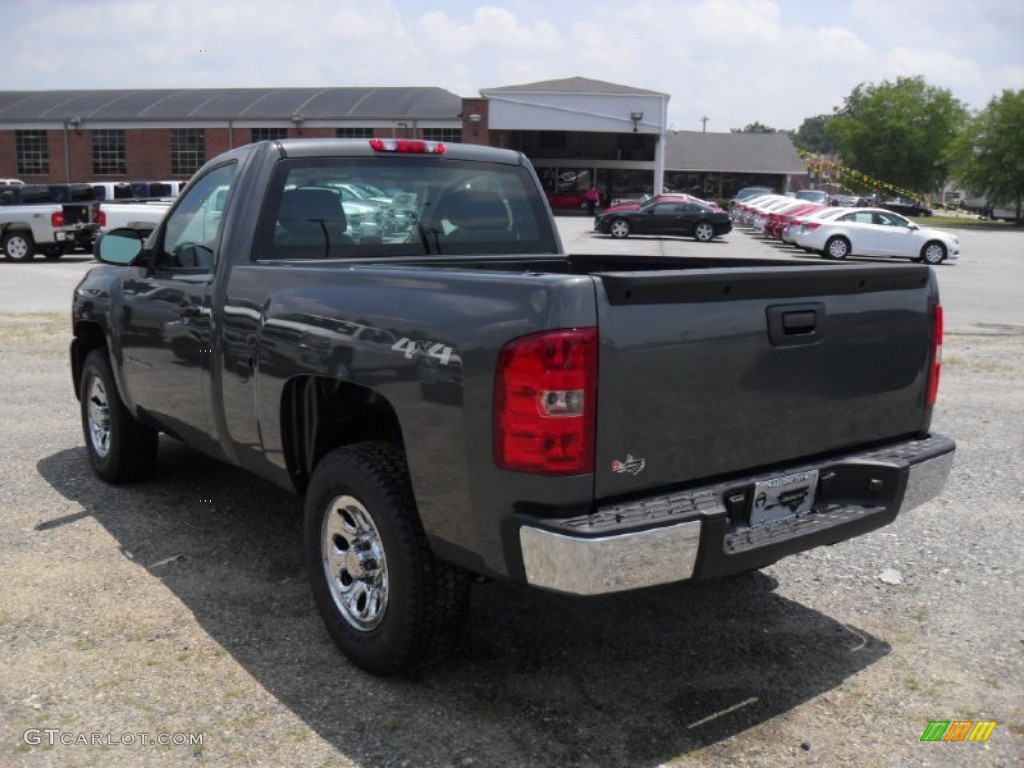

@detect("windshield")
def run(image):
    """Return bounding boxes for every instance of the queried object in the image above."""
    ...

[253,156,559,259]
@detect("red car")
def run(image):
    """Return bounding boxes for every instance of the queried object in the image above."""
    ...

[546,190,589,210]
[604,193,722,214]
[764,202,824,239]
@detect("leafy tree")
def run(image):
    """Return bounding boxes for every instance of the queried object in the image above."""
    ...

[793,114,835,155]
[827,76,968,195]
[947,89,1024,221]
[731,122,777,134]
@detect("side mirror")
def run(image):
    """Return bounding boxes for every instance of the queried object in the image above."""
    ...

[908,222,920,231]
[96,228,145,265]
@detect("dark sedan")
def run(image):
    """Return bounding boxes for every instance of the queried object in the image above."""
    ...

[595,200,732,241]
[881,198,932,217]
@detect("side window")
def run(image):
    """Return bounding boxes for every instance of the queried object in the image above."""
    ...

[875,212,904,227]
[157,163,237,271]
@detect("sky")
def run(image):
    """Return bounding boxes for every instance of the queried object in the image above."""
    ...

[9,0,1024,132]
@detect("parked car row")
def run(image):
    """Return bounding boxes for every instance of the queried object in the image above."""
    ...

[88,180,186,201]
[0,179,185,207]
[732,191,958,264]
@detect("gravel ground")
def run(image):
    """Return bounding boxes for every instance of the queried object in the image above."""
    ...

[1,289,1021,766]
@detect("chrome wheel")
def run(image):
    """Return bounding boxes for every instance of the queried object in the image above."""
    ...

[609,218,630,238]
[79,349,158,482]
[826,237,850,259]
[921,241,946,265]
[694,221,715,242]
[304,442,470,674]
[86,377,112,458]
[2,232,35,261]
[322,495,389,631]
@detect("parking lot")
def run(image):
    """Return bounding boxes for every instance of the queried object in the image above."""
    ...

[1,222,1022,767]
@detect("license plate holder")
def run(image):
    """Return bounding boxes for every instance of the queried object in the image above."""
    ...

[749,469,819,528]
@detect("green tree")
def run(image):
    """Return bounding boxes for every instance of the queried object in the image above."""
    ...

[793,114,835,155]
[947,89,1024,221]
[827,76,968,195]
[730,122,777,133]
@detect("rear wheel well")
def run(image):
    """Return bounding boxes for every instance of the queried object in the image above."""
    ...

[282,376,404,495]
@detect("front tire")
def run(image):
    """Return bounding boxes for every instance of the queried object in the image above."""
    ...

[824,236,850,260]
[304,442,469,676]
[2,231,36,261]
[920,241,947,265]
[608,218,631,239]
[693,221,715,242]
[80,349,158,482]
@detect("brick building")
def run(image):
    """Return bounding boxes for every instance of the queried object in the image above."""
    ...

[0,87,464,185]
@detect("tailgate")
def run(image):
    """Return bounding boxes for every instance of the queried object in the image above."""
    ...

[62,202,91,226]
[592,264,936,499]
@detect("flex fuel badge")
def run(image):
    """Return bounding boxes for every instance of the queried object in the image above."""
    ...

[612,454,645,476]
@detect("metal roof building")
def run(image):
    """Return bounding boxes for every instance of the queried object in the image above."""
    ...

[665,130,805,174]
[0,87,463,129]
[0,87,464,184]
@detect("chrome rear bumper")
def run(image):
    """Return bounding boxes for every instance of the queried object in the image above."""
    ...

[519,435,955,595]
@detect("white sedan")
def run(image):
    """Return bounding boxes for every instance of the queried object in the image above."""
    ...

[796,207,959,264]
[786,207,852,247]
[782,205,847,244]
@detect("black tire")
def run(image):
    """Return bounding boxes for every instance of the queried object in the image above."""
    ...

[920,241,947,265]
[2,231,36,261]
[608,218,631,239]
[80,349,158,483]
[824,236,850,260]
[693,220,716,242]
[304,441,469,676]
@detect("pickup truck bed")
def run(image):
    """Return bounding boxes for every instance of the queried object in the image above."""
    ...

[95,199,174,237]
[72,138,954,675]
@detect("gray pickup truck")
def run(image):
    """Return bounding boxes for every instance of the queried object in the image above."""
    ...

[72,138,955,675]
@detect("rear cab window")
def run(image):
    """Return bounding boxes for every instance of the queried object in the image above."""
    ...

[252,155,559,260]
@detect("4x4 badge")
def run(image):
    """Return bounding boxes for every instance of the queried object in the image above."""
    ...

[612,454,645,476]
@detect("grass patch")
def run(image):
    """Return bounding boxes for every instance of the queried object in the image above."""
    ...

[918,215,1021,229]
[0,312,69,344]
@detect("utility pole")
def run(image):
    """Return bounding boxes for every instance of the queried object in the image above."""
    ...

[700,116,709,133]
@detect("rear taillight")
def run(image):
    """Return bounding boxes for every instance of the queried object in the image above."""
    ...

[91,202,105,226]
[50,211,64,227]
[494,328,598,475]
[925,303,943,408]
[804,221,821,230]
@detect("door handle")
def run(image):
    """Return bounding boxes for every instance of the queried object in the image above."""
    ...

[782,310,816,334]
[767,303,825,347]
